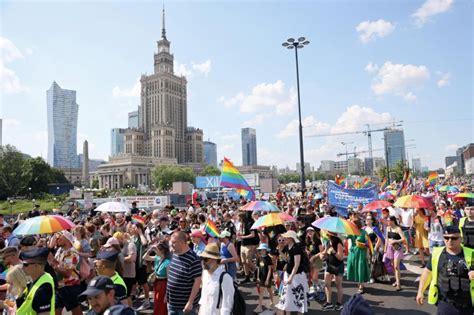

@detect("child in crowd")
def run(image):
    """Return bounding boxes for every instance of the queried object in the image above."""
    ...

[254,243,274,313]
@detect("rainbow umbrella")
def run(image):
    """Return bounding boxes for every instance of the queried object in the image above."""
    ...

[312,216,360,235]
[240,201,280,212]
[454,192,474,199]
[13,215,75,235]
[379,191,395,200]
[394,195,433,209]
[251,213,295,229]
[438,185,459,192]
[362,200,392,212]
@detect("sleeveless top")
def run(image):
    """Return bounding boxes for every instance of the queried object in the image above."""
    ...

[220,242,232,259]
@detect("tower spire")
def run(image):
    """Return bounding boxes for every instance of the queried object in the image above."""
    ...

[161,4,166,39]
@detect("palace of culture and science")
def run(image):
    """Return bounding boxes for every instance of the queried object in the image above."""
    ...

[94,9,203,189]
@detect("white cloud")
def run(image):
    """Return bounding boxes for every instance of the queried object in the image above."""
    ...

[192,60,211,77]
[365,62,379,73]
[0,37,24,63]
[356,19,395,43]
[278,115,331,139]
[330,105,394,134]
[219,80,296,116]
[175,59,212,78]
[370,61,430,101]
[112,78,141,98]
[412,0,454,26]
[437,72,451,87]
[2,118,21,127]
[243,114,266,127]
[0,37,29,94]
[445,143,458,152]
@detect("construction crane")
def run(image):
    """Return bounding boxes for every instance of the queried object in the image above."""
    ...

[307,121,404,175]
[336,144,416,158]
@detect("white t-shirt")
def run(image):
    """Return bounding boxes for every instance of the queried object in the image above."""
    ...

[400,209,414,228]
[199,265,235,315]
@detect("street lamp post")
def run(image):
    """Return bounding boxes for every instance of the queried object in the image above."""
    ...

[282,37,310,192]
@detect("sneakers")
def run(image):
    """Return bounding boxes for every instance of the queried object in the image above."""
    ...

[309,285,316,294]
[136,299,151,311]
[334,303,343,311]
[267,303,275,310]
[253,305,264,313]
[322,302,334,311]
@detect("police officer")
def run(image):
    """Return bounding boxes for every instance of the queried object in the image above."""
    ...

[17,248,56,315]
[80,276,136,315]
[459,206,474,249]
[95,250,128,304]
[417,226,474,315]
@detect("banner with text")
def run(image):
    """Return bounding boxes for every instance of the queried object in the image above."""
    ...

[196,174,259,188]
[327,180,378,215]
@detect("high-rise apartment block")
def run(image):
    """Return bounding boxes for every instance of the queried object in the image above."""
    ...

[384,129,406,168]
[203,141,217,167]
[242,128,257,166]
[111,128,126,156]
[128,110,140,128]
[47,81,79,168]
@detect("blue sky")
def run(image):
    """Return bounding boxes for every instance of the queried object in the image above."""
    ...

[1,0,472,170]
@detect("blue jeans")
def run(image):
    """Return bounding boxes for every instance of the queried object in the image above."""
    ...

[167,305,197,315]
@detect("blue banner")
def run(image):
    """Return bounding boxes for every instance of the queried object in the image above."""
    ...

[327,180,378,216]
[196,176,221,188]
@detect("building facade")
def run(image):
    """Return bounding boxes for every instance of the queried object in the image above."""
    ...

[456,147,466,175]
[334,160,348,173]
[462,143,474,175]
[348,157,364,174]
[296,162,311,175]
[445,156,457,169]
[111,128,126,156]
[47,81,79,168]
[412,158,422,174]
[242,127,257,166]
[384,129,406,168]
[128,110,140,128]
[320,160,335,173]
[203,141,217,167]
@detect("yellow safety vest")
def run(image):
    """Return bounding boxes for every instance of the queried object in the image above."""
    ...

[428,246,474,306]
[111,272,127,295]
[17,272,55,315]
[459,217,467,240]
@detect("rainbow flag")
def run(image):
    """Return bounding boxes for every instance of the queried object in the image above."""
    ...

[366,235,374,256]
[379,177,388,192]
[353,182,361,189]
[397,169,410,197]
[132,215,146,225]
[204,219,220,238]
[425,172,438,187]
[220,157,255,200]
[335,175,345,186]
[362,177,372,188]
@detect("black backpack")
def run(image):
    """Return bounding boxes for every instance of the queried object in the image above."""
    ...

[217,272,246,315]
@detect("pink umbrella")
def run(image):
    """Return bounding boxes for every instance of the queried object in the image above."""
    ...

[362,200,392,212]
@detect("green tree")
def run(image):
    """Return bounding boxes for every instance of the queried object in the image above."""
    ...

[199,165,221,176]
[278,173,300,184]
[152,165,195,191]
[23,158,68,195]
[0,145,31,199]
[91,179,99,189]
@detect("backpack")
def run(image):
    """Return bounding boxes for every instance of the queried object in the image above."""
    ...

[217,272,246,315]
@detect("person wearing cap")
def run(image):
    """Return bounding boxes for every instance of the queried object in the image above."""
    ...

[276,230,309,314]
[191,229,207,256]
[157,216,171,239]
[80,276,136,315]
[254,243,274,313]
[51,231,82,315]
[219,230,239,280]
[416,226,474,314]
[16,248,55,315]
[459,206,474,249]
[94,251,128,305]
[167,231,202,315]
[198,243,234,315]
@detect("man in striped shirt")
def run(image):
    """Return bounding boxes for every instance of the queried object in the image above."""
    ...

[167,231,202,315]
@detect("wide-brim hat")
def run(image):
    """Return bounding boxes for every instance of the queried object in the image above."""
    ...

[61,231,75,245]
[199,243,221,260]
[281,230,299,243]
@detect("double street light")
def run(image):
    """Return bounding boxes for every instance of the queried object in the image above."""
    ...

[282,37,310,192]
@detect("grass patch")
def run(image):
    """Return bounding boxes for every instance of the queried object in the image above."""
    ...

[0,200,57,215]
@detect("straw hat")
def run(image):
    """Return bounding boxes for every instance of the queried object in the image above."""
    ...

[199,243,221,260]
[281,230,299,243]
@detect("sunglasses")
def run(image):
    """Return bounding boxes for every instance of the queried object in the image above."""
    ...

[202,257,210,262]
[22,262,38,267]
[443,236,460,241]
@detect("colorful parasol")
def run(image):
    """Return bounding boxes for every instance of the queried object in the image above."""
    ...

[378,191,395,200]
[13,215,75,235]
[312,216,360,235]
[438,185,459,192]
[251,213,295,229]
[240,201,280,212]
[393,195,433,209]
[362,200,392,212]
[454,192,474,199]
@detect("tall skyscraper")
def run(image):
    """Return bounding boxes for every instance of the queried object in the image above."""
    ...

[128,110,139,128]
[203,141,217,167]
[241,128,257,166]
[384,129,406,168]
[412,158,422,173]
[82,140,89,187]
[47,81,79,168]
[111,128,126,156]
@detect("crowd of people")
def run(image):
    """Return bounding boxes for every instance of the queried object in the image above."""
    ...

[0,179,472,315]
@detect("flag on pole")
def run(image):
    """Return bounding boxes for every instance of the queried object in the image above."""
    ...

[220,157,256,200]
[362,177,372,188]
[204,219,220,238]
[335,175,345,187]
[397,169,410,197]
[425,172,438,187]
[379,177,388,192]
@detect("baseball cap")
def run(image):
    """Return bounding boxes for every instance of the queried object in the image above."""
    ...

[104,237,120,248]
[20,247,49,264]
[79,276,115,297]
[443,226,461,235]
[96,250,119,262]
